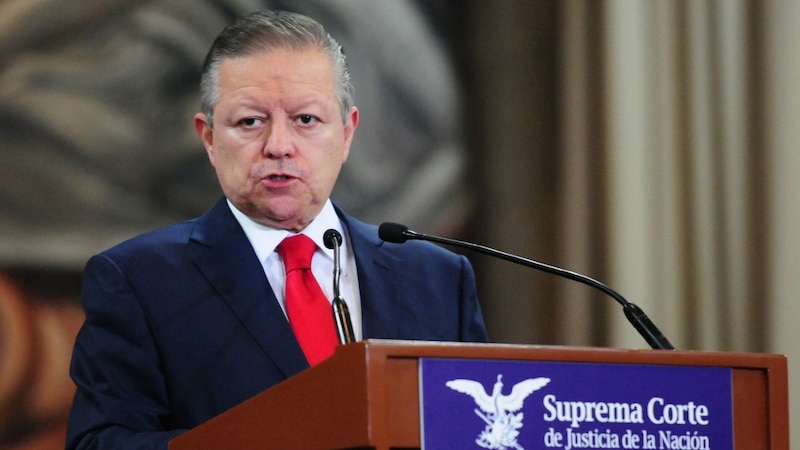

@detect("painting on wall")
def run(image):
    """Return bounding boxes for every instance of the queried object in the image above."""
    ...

[0,1,467,447]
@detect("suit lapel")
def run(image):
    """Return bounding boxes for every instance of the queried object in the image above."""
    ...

[339,211,405,339]
[190,199,309,378]
[188,201,412,370]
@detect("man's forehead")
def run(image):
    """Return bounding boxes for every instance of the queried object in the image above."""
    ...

[214,50,338,107]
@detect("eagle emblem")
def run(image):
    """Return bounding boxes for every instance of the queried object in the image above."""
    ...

[446,374,550,450]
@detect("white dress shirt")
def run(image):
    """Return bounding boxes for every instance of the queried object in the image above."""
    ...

[227,199,363,340]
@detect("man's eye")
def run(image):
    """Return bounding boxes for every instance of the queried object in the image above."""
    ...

[297,114,318,126]
[239,117,262,127]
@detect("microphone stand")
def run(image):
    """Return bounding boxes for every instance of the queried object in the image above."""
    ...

[324,229,356,345]
[383,224,674,350]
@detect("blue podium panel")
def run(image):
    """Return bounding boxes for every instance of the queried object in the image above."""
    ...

[421,358,732,450]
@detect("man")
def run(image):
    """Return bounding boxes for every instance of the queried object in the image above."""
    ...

[66,10,487,449]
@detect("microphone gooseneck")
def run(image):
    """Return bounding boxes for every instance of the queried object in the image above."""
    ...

[323,229,355,345]
[377,222,674,350]
[323,229,343,296]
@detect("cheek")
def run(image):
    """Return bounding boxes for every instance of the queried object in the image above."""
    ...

[214,134,260,168]
[211,145,257,186]
[315,149,346,188]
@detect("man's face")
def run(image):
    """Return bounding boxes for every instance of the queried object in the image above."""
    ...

[195,47,358,231]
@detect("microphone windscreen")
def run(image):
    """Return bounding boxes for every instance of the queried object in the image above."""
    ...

[378,222,409,243]
[323,229,342,249]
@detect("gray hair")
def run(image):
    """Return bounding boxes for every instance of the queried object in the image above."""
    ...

[199,10,354,127]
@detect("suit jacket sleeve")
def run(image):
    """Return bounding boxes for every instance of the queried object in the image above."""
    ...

[66,253,185,450]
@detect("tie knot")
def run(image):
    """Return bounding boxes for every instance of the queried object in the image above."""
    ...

[278,234,316,272]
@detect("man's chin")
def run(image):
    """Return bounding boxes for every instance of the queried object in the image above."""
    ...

[251,205,318,231]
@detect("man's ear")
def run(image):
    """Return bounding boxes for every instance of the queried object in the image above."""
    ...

[341,107,359,163]
[194,113,215,164]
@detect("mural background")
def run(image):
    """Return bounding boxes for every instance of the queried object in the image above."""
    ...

[0,1,468,447]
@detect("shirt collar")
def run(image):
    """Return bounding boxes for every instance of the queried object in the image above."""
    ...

[227,199,344,262]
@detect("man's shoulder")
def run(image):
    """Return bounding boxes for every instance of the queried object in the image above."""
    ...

[97,198,232,259]
[97,219,198,260]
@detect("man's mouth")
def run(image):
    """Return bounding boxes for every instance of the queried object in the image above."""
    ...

[261,173,298,187]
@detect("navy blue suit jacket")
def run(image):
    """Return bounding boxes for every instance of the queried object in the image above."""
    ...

[66,198,487,449]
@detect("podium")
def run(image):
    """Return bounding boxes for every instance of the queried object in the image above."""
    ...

[169,340,789,449]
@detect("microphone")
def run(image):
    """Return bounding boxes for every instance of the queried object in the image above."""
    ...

[378,222,674,350]
[323,229,356,345]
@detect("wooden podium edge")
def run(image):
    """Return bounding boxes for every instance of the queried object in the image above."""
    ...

[170,340,789,450]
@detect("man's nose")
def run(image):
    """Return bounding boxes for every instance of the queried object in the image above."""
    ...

[263,117,294,158]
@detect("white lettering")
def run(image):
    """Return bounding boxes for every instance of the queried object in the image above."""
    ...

[647,397,710,425]
[542,394,644,428]
[565,428,619,450]
[658,430,710,449]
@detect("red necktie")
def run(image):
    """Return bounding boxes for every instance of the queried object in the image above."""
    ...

[278,234,338,365]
